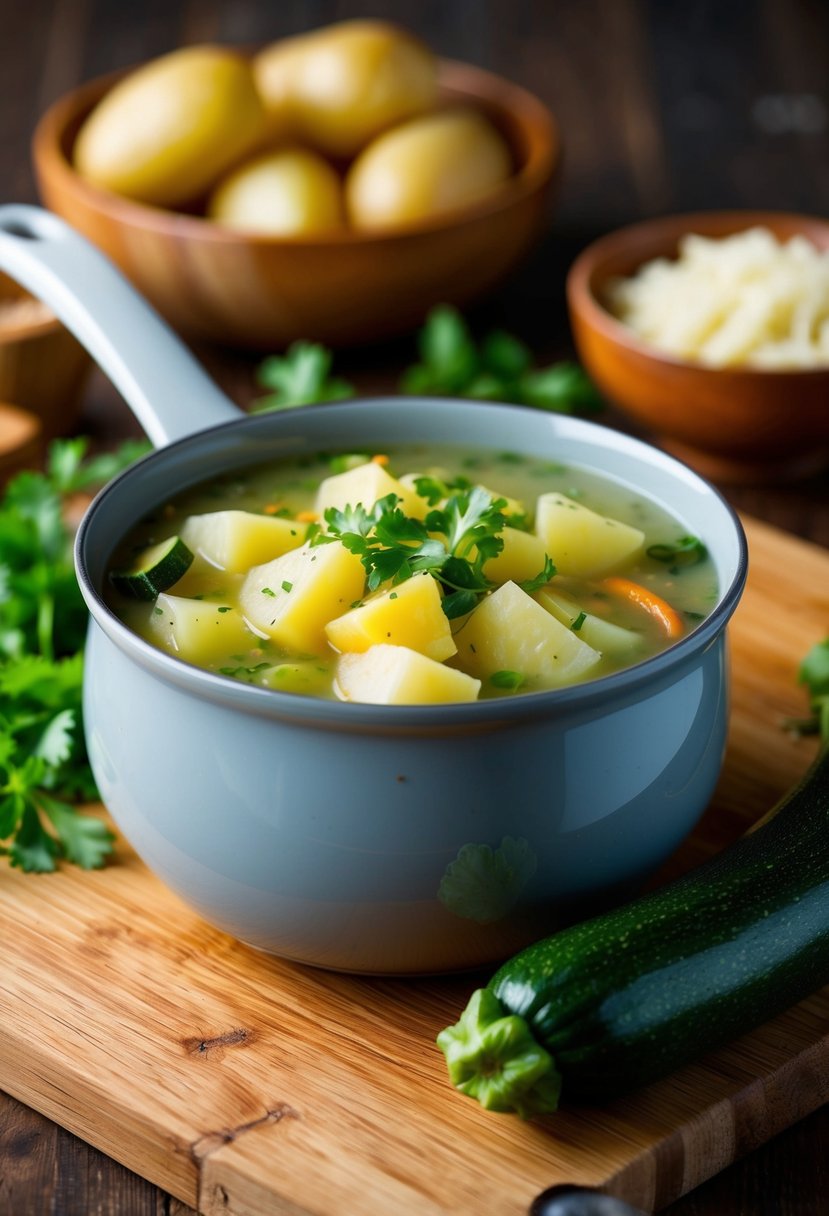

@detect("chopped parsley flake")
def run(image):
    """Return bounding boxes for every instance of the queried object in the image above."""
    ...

[490,670,526,690]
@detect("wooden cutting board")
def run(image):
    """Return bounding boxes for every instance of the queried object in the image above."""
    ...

[1,514,828,1216]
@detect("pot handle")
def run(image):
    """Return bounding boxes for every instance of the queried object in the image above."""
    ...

[0,204,242,447]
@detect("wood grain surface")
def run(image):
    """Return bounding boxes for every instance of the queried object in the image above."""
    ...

[2,1,829,1213]
[0,517,827,1216]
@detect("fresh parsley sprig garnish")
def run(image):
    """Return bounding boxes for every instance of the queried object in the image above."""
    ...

[315,482,554,621]
[315,493,446,594]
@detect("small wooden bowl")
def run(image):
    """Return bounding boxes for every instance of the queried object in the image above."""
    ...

[32,60,558,351]
[567,211,829,483]
[0,273,91,440]
[0,400,43,483]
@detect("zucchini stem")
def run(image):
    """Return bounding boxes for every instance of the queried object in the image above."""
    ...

[436,988,561,1118]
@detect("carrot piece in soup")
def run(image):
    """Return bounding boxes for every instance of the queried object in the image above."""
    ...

[603,577,685,639]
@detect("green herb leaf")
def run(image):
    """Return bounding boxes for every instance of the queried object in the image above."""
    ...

[517,361,603,413]
[9,802,59,872]
[34,708,76,766]
[40,796,115,869]
[647,535,708,568]
[399,304,479,395]
[792,638,829,744]
[252,342,355,412]
[490,670,526,690]
[518,555,556,595]
[442,589,480,619]
[48,437,151,492]
[481,330,532,379]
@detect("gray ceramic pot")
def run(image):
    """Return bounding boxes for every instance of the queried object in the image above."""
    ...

[0,207,747,974]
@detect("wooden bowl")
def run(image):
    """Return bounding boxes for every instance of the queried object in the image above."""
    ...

[0,273,91,439]
[566,211,829,483]
[0,400,42,483]
[32,59,558,351]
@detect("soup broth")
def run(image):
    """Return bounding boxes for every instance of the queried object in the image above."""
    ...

[106,446,719,703]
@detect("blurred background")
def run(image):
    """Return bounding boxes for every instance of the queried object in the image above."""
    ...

[4,0,829,424]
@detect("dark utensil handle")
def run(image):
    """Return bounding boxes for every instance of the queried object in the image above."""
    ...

[530,1184,649,1216]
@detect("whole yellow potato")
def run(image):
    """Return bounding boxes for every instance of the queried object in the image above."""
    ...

[253,20,438,158]
[74,46,267,207]
[207,149,343,236]
[345,107,512,231]
[250,30,316,144]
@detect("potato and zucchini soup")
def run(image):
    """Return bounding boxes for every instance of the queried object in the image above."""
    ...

[106,448,718,704]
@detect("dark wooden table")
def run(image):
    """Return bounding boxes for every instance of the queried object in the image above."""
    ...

[1,1,828,1213]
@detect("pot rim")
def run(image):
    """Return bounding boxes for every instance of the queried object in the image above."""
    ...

[75,398,748,730]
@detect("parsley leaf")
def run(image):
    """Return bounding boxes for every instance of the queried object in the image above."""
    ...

[252,341,355,412]
[399,304,479,395]
[47,436,150,493]
[518,555,557,595]
[790,638,829,743]
[647,535,707,569]
[41,796,114,870]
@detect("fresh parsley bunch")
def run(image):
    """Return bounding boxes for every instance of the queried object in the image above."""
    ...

[251,306,602,416]
[0,437,148,872]
[399,305,603,413]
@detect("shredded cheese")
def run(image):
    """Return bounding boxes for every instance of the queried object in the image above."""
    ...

[606,227,829,368]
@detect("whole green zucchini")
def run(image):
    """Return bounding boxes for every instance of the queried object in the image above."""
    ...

[437,744,829,1116]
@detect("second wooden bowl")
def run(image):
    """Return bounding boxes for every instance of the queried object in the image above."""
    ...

[567,211,829,483]
[33,59,558,351]
[0,272,90,439]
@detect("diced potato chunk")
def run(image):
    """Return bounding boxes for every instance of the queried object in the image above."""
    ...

[535,587,643,657]
[478,483,525,521]
[180,510,307,573]
[454,581,602,688]
[239,540,365,654]
[325,572,456,661]
[315,461,427,519]
[535,493,644,578]
[335,645,481,704]
[482,527,551,586]
[148,595,254,663]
